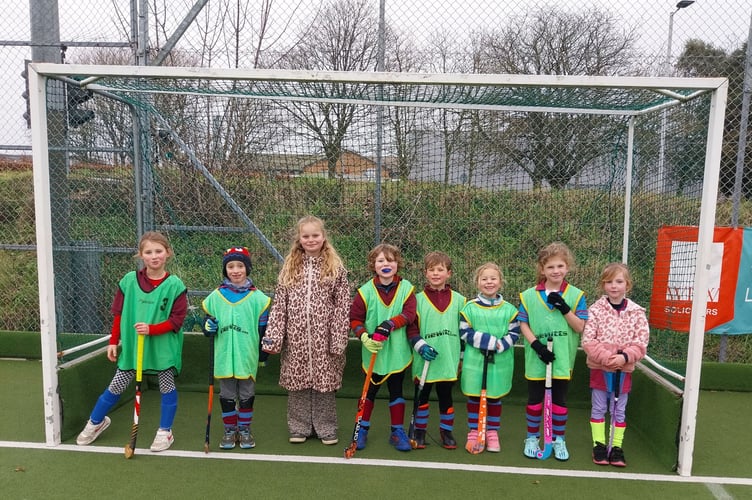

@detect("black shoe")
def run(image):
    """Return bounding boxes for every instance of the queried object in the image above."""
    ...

[413,429,426,449]
[440,429,457,449]
[592,442,609,465]
[609,446,626,467]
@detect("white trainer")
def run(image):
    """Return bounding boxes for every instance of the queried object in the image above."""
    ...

[76,416,111,445]
[150,428,174,452]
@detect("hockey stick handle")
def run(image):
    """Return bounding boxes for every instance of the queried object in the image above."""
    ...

[204,336,215,453]
[614,351,623,401]
[408,360,431,446]
[418,359,430,389]
[608,369,622,453]
[471,350,492,454]
[124,333,145,459]
[344,352,377,458]
[536,337,554,460]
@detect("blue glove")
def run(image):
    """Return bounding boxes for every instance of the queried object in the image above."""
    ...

[419,344,438,361]
[203,316,218,337]
[375,320,395,340]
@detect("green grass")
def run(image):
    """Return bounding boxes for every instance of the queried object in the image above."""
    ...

[4,448,740,500]
[2,358,751,499]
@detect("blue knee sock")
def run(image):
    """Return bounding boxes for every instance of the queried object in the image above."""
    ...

[159,390,178,430]
[90,389,120,424]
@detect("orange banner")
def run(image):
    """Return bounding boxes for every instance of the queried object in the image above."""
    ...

[648,226,741,332]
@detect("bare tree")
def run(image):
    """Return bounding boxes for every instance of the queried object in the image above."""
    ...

[473,8,637,189]
[384,27,425,180]
[423,30,476,185]
[281,0,382,178]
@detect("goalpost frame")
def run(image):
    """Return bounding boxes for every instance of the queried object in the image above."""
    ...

[28,63,728,477]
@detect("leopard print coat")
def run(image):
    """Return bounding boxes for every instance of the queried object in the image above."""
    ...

[264,255,350,392]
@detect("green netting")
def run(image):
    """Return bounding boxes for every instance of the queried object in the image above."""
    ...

[73,74,707,113]
[19,66,744,372]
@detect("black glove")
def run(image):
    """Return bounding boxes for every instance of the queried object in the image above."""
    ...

[546,292,571,315]
[375,320,395,340]
[531,339,555,364]
[258,349,269,367]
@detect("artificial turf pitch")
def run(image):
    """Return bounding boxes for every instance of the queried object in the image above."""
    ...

[2,359,751,499]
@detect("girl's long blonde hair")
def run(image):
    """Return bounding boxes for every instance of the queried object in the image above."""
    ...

[277,215,344,287]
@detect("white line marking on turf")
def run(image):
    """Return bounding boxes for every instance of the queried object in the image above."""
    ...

[705,482,733,499]
[2,440,751,487]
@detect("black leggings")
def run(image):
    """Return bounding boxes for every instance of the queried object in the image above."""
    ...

[527,378,569,407]
[418,381,454,413]
[366,369,405,402]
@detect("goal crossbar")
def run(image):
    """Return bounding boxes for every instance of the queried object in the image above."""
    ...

[33,63,726,116]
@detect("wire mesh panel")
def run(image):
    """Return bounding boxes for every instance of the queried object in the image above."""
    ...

[24,65,725,372]
[2,1,752,366]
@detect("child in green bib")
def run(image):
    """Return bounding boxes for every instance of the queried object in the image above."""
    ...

[459,262,520,453]
[76,231,188,452]
[407,251,466,449]
[518,242,587,461]
[202,246,270,450]
[349,243,417,452]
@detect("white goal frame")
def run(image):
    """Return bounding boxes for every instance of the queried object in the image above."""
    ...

[28,63,728,477]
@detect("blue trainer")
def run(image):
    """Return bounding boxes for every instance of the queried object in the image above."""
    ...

[356,425,369,450]
[390,428,412,452]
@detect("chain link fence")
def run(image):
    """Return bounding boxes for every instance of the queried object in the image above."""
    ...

[2,0,752,365]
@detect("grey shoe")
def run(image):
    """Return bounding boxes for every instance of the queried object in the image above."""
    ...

[238,427,255,449]
[288,434,307,443]
[220,428,237,449]
[320,435,339,445]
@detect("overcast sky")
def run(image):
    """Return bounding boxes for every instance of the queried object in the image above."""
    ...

[1,0,750,150]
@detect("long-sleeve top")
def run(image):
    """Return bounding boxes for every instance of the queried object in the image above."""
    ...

[349,276,417,336]
[109,268,188,345]
[459,293,520,352]
[406,284,454,346]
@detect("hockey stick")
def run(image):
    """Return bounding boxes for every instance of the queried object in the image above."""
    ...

[124,333,145,459]
[344,351,378,459]
[608,368,622,455]
[470,349,493,454]
[408,360,431,449]
[536,337,554,460]
[204,335,215,453]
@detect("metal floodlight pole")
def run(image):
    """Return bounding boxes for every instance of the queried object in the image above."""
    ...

[659,0,695,193]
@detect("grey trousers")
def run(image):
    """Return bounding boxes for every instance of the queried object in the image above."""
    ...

[287,389,337,439]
